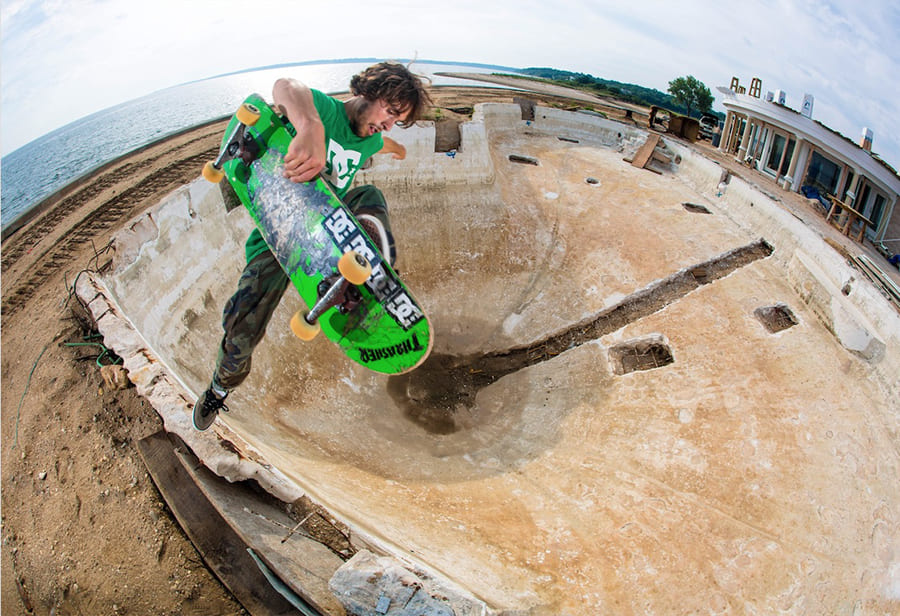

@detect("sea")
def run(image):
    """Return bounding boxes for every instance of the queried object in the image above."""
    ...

[0,60,522,233]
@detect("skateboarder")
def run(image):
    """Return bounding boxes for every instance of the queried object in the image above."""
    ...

[193,62,432,431]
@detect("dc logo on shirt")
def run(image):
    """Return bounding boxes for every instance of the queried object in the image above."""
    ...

[323,139,361,190]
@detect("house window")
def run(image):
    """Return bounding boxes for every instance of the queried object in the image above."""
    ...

[859,183,871,213]
[767,134,786,173]
[858,183,887,230]
[804,150,841,195]
[841,170,855,202]
[753,127,769,160]
[870,194,886,228]
[765,134,796,177]
[781,138,796,175]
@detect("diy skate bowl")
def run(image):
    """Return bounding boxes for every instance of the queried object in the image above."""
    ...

[79,104,900,614]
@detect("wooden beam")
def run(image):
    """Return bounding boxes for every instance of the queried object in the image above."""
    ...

[631,133,661,169]
[173,444,346,615]
[137,431,307,615]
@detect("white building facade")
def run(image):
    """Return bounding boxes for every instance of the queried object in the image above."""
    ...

[717,78,900,246]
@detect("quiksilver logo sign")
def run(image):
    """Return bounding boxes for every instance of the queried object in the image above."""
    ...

[359,334,424,364]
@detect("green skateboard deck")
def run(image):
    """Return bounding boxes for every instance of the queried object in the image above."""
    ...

[204,93,432,375]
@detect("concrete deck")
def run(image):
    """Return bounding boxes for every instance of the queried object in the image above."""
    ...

[78,103,900,614]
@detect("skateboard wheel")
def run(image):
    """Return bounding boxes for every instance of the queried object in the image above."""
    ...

[290,311,320,341]
[202,161,225,183]
[338,251,372,285]
[237,103,261,126]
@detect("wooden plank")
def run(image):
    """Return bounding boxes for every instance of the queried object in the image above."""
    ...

[631,133,661,169]
[248,550,323,616]
[650,148,673,165]
[854,255,900,310]
[856,256,899,297]
[827,196,874,241]
[137,431,301,616]
[173,441,347,616]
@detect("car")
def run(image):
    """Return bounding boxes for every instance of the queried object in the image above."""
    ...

[699,113,720,140]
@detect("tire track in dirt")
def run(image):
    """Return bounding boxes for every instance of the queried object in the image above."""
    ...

[2,142,220,318]
[1,130,222,271]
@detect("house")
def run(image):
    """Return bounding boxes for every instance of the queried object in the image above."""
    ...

[716,76,900,250]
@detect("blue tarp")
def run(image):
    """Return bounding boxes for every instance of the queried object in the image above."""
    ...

[801,185,831,208]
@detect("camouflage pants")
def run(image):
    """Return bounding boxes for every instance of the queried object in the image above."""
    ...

[213,184,394,391]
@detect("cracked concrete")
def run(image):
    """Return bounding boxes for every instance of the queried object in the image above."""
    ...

[80,103,900,614]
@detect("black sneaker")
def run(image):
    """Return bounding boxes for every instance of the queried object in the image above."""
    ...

[356,214,395,266]
[192,387,228,431]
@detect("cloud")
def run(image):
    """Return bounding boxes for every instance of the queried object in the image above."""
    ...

[2,0,899,168]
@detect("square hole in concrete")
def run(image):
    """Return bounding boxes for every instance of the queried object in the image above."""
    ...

[609,336,674,375]
[754,304,798,333]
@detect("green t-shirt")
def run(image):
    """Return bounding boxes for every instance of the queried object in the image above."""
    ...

[244,89,385,264]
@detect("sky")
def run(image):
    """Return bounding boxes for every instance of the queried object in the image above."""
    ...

[2,0,900,170]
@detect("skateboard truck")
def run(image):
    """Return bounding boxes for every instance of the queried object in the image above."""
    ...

[316,279,363,315]
[290,251,372,340]
[202,103,263,183]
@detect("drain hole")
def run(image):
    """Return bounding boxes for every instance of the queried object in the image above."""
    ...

[509,154,539,166]
[609,336,674,375]
[682,202,712,214]
[754,304,797,333]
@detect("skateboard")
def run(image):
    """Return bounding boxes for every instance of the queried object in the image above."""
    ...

[202,93,432,375]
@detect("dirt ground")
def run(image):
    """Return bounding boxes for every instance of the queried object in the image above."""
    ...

[1,82,635,615]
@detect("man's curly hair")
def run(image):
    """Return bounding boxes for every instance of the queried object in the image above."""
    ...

[349,62,432,127]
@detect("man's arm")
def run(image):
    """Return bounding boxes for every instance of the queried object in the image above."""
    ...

[273,78,326,183]
[380,136,406,160]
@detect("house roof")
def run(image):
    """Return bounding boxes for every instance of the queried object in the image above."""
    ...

[718,87,900,194]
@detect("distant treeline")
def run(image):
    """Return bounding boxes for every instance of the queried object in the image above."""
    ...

[516,67,722,120]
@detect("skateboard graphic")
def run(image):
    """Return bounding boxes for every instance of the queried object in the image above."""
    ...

[203,93,432,375]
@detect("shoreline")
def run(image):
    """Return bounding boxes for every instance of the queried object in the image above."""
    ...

[1,116,231,243]
[0,75,639,243]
